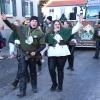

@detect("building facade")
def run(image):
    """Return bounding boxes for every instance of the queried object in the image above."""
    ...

[0,0,40,25]
[0,0,40,39]
[42,0,87,20]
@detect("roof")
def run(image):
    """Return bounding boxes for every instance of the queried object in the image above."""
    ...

[46,0,87,7]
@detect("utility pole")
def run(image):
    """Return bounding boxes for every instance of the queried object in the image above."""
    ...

[84,0,88,19]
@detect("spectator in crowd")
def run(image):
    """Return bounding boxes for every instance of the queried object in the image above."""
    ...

[93,21,100,59]
[45,16,53,34]
[8,20,21,58]
[63,20,77,71]
[0,25,6,60]
[10,20,30,90]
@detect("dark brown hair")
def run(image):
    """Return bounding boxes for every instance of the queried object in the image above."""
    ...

[64,20,72,28]
[51,20,62,32]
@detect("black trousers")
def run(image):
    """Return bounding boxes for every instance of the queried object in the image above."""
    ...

[15,60,30,82]
[48,56,67,88]
[94,40,100,57]
[36,58,42,72]
[67,45,75,68]
[16,55,42,82]
[18,56,37,93]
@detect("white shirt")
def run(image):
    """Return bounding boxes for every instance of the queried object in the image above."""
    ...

[47,34,70,57]
[42,21,82,57]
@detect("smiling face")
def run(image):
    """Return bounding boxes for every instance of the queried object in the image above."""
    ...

[53,21,61,32]
[30,19,38,28]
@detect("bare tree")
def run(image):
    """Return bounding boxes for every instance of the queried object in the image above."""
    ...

[39,0,49,7]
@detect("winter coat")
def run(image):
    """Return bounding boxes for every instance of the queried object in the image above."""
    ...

[3,20,45,53]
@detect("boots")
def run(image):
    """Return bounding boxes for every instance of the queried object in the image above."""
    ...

[12,80,19,90]
[56,85,63,92]
[32,87,38,93]
[50,83,57,91]
[17,91,26,98]
[67,66,74,71]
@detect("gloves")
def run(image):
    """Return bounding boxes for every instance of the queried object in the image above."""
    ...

[14,39,20,45]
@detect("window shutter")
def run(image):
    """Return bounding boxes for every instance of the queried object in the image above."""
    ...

[1,0,5,13]
[30,1,33,16]
[12,0,16,16]
[21,0,25,17]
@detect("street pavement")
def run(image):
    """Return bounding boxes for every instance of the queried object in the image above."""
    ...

[0,49,100,100]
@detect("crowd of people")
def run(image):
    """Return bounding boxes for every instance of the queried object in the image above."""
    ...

[0,13,100,98]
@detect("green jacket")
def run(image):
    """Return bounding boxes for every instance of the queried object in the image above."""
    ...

[3,20,45,53]
[9,31,19,43]
[45,28,72,46]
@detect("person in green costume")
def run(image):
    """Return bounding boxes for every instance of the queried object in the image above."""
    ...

[8,20,20,58]
[1,14,45,97]
[45,16,83,92]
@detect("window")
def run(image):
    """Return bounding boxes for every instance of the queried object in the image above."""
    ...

[22,0,33,17]
[5,0,13,16]
[1,0,16,17]
[49,9,54,13]
[25,0,31,17]
[86,6,100,19]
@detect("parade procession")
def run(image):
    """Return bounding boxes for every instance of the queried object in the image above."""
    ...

[0,0,100,100]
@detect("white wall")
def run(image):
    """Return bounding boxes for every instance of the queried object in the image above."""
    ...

[42,6,86,20]
[64,6,74,19]
[16,0,23,20]
[32,0,40,16]
[42,7,63,20]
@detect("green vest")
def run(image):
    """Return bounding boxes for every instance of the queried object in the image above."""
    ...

[45,28,72,46]
[17,26,45,52]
